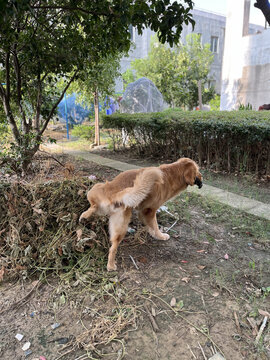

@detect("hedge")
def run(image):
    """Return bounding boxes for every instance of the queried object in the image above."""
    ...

[103,109,270,175]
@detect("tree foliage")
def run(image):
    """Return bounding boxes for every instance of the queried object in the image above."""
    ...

[0,0,195,174]
[125,34,215,109]
[68,53,124,106]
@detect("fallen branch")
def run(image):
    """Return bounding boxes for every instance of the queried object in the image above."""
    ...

[37,150,67,169]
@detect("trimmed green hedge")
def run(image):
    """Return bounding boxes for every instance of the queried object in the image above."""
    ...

[103,110,270,175]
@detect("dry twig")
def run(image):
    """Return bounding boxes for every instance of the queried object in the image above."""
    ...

[187,344,197,359]
[0,280,41,314]
[255,316,268,345]
[198,342,207,360]
[144,304,159,332]
[233,311,241,334]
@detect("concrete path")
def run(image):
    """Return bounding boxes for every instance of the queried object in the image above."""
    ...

[45,145,270,221]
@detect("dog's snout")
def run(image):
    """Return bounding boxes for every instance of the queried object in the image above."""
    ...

[194,176,203,189]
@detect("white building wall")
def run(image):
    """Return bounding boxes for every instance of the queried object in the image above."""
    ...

[220,0,246,110]
[221,0,270,110]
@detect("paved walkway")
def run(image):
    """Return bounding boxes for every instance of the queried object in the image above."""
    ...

[45,145,270,221]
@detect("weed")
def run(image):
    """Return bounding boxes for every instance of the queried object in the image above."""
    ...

[261,286,270,298]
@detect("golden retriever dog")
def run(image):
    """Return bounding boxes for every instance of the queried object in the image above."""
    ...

[79,158,203,271]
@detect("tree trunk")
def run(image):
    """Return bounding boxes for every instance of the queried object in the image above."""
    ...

[198,80,203,110]
[94,89,100,146]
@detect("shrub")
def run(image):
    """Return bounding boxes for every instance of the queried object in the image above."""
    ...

[209,95,220,111]
[71,124,95,141]
[103,110,270,176]
[238,103,253,110]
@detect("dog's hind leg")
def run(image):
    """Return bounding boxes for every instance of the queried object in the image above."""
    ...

[79,205,97,223]
[107,208,132,271]
[139,208,170,241]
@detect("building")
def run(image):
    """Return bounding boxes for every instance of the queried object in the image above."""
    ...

[116,8,263,96]
[221,0,270,110]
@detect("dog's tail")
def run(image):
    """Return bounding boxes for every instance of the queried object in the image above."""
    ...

[113,168,163,208]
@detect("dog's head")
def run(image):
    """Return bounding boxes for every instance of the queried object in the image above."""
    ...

[183,160,203,189]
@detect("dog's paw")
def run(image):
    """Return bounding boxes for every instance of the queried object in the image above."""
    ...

[160,233,170,241]
[79,215,87,224]
[107,263,117,272]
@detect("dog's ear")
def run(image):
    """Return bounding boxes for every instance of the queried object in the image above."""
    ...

[184,164,197,186]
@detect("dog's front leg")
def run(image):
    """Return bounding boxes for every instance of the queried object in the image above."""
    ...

[140,208,170,241]
[107,208,132,271]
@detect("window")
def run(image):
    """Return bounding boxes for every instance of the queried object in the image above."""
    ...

[208,80,216,89]
[210,36,219,53]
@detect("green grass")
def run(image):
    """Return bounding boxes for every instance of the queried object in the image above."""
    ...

[57,130,110,150]
[57,138,91,150]
[170,192,270,242]
[202,168,270,204]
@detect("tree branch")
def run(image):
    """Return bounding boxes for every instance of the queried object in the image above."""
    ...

[39,69,79,135]
[30,5,112,17]
[35,68,41,132]
[254,0,270,26]
[0,84,20,142]
[12,49,28,132]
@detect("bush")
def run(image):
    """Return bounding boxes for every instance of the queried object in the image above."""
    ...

[103,110,270,176]
[71,124,95,141]
[209,95,220,111]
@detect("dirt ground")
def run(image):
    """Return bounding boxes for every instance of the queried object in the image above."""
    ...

[0,153,270,360]
[0,152,120,184]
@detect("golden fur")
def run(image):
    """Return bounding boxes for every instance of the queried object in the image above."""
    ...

[79,157,202,271]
